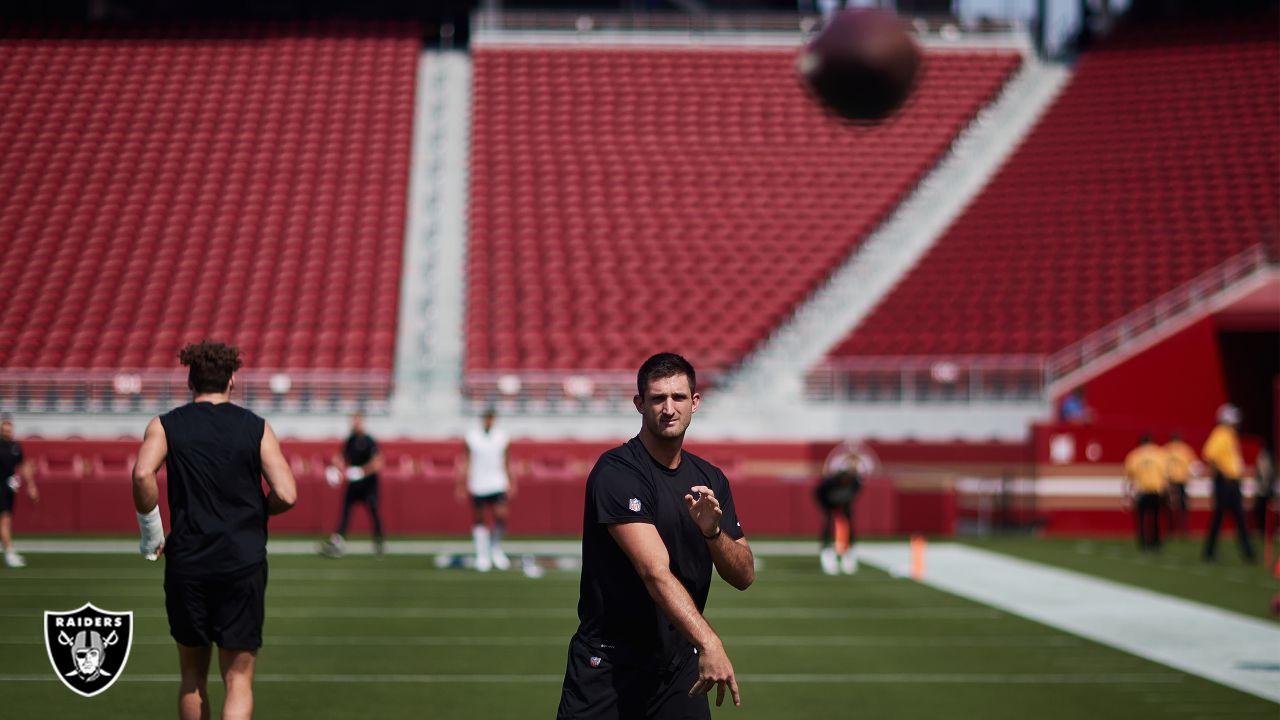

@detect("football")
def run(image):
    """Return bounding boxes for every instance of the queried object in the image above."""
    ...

[798,8,923,122]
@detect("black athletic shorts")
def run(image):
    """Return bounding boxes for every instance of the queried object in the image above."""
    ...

[0,486,13,514]
[165,562,268,650]
[471,491,507,509]
[344,476,380,504]
[556,634,710,720]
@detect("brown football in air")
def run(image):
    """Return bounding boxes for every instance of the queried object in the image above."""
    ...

[798,9,923,122]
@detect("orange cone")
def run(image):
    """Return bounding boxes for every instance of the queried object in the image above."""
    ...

[910,534,926,580]
[834,516,850,555]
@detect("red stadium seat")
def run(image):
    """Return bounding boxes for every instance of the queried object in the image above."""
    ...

[465,47,1022,377]
[0,22,417,373]
[825,18,1278,361]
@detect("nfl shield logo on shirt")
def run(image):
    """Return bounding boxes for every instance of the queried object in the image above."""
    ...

[627,497,641,513]
[589,656,602,668]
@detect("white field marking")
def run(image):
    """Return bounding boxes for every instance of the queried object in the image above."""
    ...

[0,634,1079,647]
[0,569,576,583]
[0,672,1182,685]
[857,543,1280,704]
[7,539,827,558]
[736,673,1183,684]
[711,607,1002,619]
[0,606,1002,620]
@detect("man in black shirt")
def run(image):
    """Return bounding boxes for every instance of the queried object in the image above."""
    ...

[0,417,39,568]
[132,341,296,720]
[320,413,386,558]
[557,353,754,719]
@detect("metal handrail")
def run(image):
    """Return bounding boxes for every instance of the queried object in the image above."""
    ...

[807,243,1273,403]
[1044,244,1270,381]
[0,368,391,415]
[472,10,1018,36]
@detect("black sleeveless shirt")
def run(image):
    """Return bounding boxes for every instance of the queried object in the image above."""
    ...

[160,402,267,578]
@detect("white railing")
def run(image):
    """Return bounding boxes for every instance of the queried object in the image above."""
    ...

[806,356,1045,403]
[472,10,1018,36]
[462,369,729,415]
[0,369,391,415]
[1045,244,1272,382]
[808,244,1274,404]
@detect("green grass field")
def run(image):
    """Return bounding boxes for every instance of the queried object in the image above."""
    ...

[0,543,1275,719]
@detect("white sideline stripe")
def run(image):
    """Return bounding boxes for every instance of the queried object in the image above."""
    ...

[856,544,1280,704]
[0,634,1077,648]
[0,606,1000,620]
[0,672,1179,685]
[8,539,825,557]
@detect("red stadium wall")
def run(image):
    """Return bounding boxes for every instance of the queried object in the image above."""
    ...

[1057,317,1229,438]
[17,434,1261,539]
[9,438,1001,538]
[1029,422,1266,536]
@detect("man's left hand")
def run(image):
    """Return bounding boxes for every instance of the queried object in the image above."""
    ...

[684,485,722,538]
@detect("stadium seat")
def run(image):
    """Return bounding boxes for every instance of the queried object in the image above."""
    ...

[0,21,419,374]
[823,18,1278,362]
[466,47,1022,379]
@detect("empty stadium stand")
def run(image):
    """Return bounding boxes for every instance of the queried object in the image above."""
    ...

[822,18,1278,364]
[0,22,419,408]
[465,46,1023,394]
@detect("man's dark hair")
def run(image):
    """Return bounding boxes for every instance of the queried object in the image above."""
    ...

[1139,433,1152,445]
[178,341,243,394]
[636,353,696,397]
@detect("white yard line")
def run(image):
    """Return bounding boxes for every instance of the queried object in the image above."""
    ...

[0,672,1180,685]
[856,544,1280,703]
[0,634,1080,647]
[0,606,1001,620]
[8,538,826,557]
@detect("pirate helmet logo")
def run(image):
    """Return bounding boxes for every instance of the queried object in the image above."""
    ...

[44,603,133,697]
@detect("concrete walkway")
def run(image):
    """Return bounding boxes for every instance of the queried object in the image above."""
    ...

[857,543,1280,704]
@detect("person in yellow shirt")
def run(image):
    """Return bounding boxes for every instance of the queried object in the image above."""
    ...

[1124,435,1169,551]
[1164,433,1198,539]
[1201,404,1255,562]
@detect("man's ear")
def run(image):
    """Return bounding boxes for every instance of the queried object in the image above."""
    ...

[228,374,236,394]
[633,394,643,414]
[690,392,700,413]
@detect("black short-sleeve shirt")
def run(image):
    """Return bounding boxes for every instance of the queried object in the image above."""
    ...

[0,440,23,480]
[574,437,744,670]
[344,434,379,479]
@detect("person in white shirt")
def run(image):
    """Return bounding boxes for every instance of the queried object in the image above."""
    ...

[459,408,516,571]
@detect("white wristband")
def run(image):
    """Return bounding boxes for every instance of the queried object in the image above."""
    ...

[136,507,164,561]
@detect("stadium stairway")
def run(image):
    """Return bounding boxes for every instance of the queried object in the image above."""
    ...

[392,49,471,421]
[704,50,1071,440]
[12,34,1064,443]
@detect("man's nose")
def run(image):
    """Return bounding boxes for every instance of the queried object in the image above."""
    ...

[661,399,675,415]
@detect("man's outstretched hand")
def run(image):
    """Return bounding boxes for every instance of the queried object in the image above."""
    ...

[684,485,723,538]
